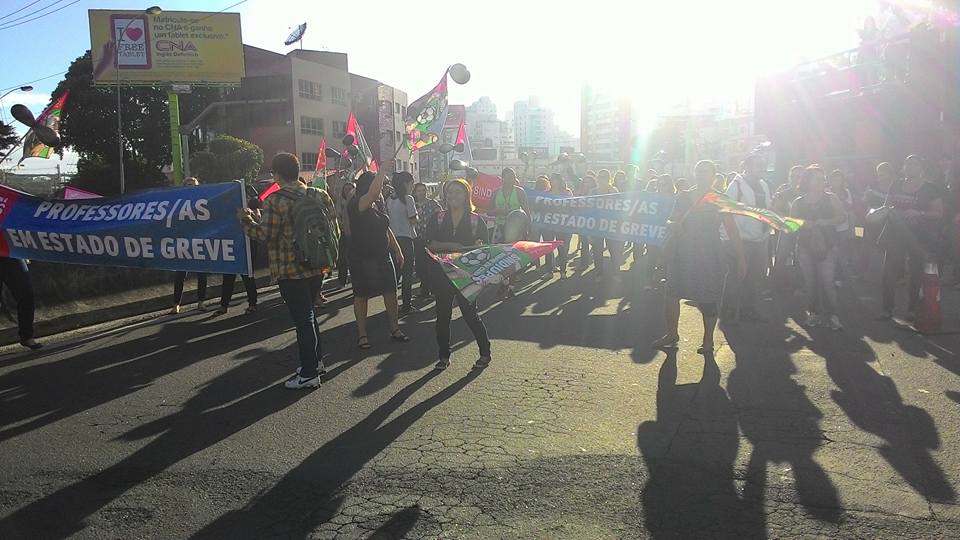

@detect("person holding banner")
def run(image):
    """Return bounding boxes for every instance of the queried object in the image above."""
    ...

[238,154,326,390]
[425,179,492,370]
[0,257,41,349]
[655,160,747,354]
[171,178,209,314]
[545,173,573,277]
[349,171,410,349]
[577,174,600,271]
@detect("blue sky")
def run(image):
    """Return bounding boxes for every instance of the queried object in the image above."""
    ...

[1,0,878,173]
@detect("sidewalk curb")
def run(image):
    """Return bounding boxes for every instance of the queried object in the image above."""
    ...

[0,276,278,347]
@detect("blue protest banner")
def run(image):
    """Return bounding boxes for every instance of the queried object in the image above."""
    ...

[0,182,252,275]
[529,191,675,245]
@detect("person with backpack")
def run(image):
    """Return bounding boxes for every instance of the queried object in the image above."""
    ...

[238,153,337,390]
[792,166,847,330]
[386,172,420,315]
[349,170,410,349]
[425,179,491,370]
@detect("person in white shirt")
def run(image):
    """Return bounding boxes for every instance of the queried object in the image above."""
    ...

[386,171,420,315]
[721,154,772,322]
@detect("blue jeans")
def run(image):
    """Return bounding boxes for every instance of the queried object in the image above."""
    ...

[278,276,324,378]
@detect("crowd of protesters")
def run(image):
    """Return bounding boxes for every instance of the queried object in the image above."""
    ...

[4,150,956,394]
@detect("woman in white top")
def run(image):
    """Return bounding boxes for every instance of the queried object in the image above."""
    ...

[386,171,419,315]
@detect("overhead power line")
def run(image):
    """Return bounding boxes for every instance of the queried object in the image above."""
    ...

[0,0,80,31]
[0,71,69,93]
[0,0,43,21]
[0,0,69,26]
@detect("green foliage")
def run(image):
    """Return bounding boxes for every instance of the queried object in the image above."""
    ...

[50,51,220,194]
[190,135,263,183]
[0,122,18,155]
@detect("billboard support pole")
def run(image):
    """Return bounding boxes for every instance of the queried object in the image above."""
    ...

[168,91,184,185]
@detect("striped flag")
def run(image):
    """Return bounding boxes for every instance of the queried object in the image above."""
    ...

[699,191,804,233]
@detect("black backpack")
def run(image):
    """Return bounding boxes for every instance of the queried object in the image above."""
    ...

[277,188,340,271]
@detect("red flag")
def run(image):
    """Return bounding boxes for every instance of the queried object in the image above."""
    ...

[455,119,466,146]
[315,137,327,172]
[345,112,378,173]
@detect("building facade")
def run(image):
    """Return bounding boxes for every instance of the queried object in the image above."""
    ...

[351,74,417,180]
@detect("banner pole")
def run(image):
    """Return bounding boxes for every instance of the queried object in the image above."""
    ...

[168,91,184,185]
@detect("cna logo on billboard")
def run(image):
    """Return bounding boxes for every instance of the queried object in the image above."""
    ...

[111,14,151,69]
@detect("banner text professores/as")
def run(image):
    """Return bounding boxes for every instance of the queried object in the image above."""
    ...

[0,183,251,274]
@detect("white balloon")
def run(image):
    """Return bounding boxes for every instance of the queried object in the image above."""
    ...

[450,63,470,84]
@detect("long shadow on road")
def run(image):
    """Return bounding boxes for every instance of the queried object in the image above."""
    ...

[638,350,745,537]
[0,339,311,539]
[191,369,479,539]
[0,297,296,444]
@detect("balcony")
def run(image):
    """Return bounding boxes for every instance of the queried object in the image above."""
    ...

[765,24,956,105]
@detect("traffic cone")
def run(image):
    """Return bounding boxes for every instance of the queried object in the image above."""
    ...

[915,262,942,334]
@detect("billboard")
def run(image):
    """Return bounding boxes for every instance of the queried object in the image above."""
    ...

[89,10,244,86]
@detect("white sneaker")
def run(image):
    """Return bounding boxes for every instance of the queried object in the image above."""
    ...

[284,374,320,389]
[829,315,843,331]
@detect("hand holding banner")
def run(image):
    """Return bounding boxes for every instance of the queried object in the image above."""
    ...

[429,241,561,302]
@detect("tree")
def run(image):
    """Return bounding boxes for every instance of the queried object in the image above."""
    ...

[49,51,220,195]
[0,122,18,156]
[190,135,263,183]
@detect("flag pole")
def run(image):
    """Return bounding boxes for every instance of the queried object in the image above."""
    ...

[0,131,30,167]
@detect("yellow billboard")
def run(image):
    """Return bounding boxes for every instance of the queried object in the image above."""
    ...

[89,10,244,86]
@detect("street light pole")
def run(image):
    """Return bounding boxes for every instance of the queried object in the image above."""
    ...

[0,86,33,103]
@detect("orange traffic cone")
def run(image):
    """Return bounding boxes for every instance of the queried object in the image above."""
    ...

[915,262,942,334]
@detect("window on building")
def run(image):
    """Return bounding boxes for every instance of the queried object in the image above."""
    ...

[332,120,347,137]
[301,152,318,171]
[401,105,406,117]
[331,87,348,105]
[395,131,401,143]
[396,159,402,171]
[300,116,324,136]
[297,79,322,101]
[395,103,401,114]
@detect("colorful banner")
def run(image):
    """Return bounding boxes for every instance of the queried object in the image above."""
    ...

[529,191,675,245]
[700,191,804,233]
[89,10,245,85]
[431,241,561,302]
[0,182,251,275]
[471,173,502,213]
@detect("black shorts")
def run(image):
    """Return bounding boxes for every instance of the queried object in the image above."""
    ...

[350,253,397,298]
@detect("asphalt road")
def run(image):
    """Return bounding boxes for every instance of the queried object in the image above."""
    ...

[1,259,960,539]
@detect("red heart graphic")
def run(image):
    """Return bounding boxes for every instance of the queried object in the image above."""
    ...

[125,27,143,41]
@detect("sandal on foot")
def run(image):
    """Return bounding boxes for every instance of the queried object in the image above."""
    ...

[473,355,491,369]
[214,306,228,316]
[245,304,257,314]
[697,345,714,355]
[390,330,410,343]
[435,358,450,370]
[357,336,371,350]
[652,335,680,349]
